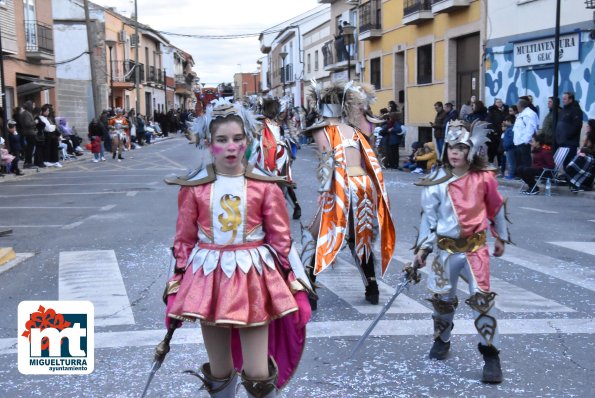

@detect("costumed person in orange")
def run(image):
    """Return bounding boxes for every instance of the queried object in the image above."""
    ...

[413,120,511,383]
[107,108,129,161]
[301,80,396,309]
[164,100,312,397]
[249,98,302,220]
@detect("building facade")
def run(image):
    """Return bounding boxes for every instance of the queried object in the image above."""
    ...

[358,0,484,144]
[1,0,56,114]
[484,0,594,123]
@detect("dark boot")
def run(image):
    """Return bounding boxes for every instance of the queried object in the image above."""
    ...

[307,260,318,311]
[118,154,124,160]
[365,277,379,304]
[429,337,450,360]
[478,343,503,383]
[184,363,238,397]
[241,358,278,398]
[292,203,301,220]
[112,152,116,159]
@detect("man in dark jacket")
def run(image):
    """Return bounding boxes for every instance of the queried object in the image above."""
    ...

[430,101,448,156]
[555,92,584,168]
[486,98,508,166]
[17,101,37,168]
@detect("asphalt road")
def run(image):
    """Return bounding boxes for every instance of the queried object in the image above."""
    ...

[0,136,594,397]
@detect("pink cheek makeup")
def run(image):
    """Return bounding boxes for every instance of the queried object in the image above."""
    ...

[211,145,224,155]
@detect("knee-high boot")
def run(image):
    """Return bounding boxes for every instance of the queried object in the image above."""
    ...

[241,358,278,398]
[361,253,379,305]
[185,363,238,398]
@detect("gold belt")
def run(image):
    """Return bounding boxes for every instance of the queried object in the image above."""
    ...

[437,231,487,254]
[346,166,366,176]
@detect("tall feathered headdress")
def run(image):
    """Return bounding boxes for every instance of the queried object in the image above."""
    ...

[187,99,259,148]
[307,79,377,125]
[444,119,491,162]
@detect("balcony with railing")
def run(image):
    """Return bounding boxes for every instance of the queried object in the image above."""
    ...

[359,0,382,41]
[24,20,54,60]
[280,63,294,84]
[402,0,433,25]
[322,39,357,72]
[431,0,471,14]
[123,60,145,84]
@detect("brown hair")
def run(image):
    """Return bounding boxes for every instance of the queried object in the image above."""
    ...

[209,114,245,138]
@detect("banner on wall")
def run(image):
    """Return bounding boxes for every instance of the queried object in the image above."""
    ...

[513,33,580,67]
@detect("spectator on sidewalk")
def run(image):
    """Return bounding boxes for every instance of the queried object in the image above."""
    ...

[502,115,516,179]
[555,92,584,169]
[517,133,554,195]
[18,101,37,168]
[459,95,476,121]
[541,97,559,147]
[565,119,595,192]
[39,104,61,167]
[513,98,538,170]
[486,98,508,168]
[430,101,448,156]
[7,120,23,175]
[413,142,437,174]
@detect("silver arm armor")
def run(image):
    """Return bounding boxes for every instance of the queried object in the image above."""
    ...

[492,202,510,243]
[416,185,440,252]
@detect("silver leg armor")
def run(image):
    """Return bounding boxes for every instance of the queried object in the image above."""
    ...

[184,363,238,398]
[466,291,499,348]
[427,293,459,342]
[241,357,278,398]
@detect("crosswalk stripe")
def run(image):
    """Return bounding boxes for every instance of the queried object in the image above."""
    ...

[549,241,595,257]
[318,256,431,314]
[1,317,593,355]
[59,250,135,327]
[502,245,595,293]
[519,206,558,214]
[393,242,576,313]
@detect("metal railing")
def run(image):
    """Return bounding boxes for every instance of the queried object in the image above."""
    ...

[24,20,54,54]
[359,0,382,33]
[281,63,294,83]
[404,0,432,15]
[124,60,144,83]
[321,39,356,67]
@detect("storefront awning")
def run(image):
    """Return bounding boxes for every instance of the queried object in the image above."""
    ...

[16,77,56,96]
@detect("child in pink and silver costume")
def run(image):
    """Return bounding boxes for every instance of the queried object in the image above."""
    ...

[414,120,511,384]
[165,100,312,397]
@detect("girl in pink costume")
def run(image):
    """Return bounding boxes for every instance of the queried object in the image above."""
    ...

[165,101,311,397]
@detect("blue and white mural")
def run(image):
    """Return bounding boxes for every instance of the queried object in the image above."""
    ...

[484,31,594,123]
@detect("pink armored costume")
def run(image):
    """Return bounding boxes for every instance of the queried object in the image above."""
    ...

[166,163,308,388]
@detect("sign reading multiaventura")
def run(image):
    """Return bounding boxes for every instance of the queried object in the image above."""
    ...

[18,301,94,375]
[513,33,580,67]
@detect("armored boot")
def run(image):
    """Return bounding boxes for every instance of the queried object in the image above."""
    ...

[241,358,278,398]
[427,295,458,360]
[184,363,238,398]
[478,343,503,383]
[364,277,379,305]
[301,226,318,311]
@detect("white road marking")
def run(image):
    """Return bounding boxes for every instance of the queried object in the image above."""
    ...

[62,221,84,230]
[0,225,63,228]
[0,191,142,198]
[588,220,595,223]
[59,250,135,327]
[1,317,593,355]
[394,242,576,313]
[519,206,559,214]
[126,191,138,197]
[319,257,431,314]
[549,241,595,257]
[0,253,34,275]
[503,245,595,293]
[0,206,114,210]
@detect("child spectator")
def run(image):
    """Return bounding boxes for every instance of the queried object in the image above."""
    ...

[565,119,595,192]
[404,141,422,171]
[7,119,23,175]
[91,136,102,162]
[413,142,437,174]
[501,116,516,179]
[0,136,16,175]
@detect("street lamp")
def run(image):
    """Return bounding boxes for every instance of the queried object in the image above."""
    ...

[342,23,356,80]
[280,51,288,97]
[105,39,116,108]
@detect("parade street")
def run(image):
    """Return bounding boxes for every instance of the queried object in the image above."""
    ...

[0,136,594,398]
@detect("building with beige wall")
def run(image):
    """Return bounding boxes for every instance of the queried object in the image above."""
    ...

[1,0,56,115]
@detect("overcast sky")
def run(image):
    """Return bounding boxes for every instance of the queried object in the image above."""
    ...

[92,0,321,86]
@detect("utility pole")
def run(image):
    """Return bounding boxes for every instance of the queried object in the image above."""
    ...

[134,0,141,116]
[552,0,561,131]
[0,24,8,149]
[84,0,100,118]
[163,68,167,112]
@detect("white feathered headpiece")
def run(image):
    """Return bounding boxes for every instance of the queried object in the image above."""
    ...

[445,120,491,162]
[187,99,259,148]
[307,79,376,125]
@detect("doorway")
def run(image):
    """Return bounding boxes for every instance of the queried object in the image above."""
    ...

[456,33,480,109]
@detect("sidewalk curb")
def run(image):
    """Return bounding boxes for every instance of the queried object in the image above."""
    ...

[0,247,16,266]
